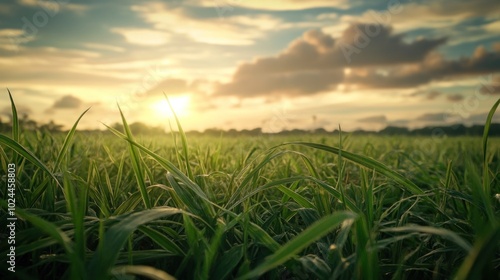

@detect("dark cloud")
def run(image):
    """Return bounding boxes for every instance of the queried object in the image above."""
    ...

[216,69,344,97]
[411,91,464,102]
[388,119,410,126]
[215,28,346,97]
[356,115,387,123]
[53,95,82,109]
[416,113,447,122]
[337,23,447,66]
[214,25,446,97]
[213,23,500,98]
[447,94,464,102]
[1,105,32,118]
[410,90,441,100]
[479,74,500,95]
[426,91,441,100]
[467,112,500,123]
[346,44,500,89]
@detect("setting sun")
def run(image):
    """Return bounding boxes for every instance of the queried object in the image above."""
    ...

[152,96,190,118]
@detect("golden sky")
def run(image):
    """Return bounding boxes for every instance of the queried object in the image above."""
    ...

[1,0,499,132]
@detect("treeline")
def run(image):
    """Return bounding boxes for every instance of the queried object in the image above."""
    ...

[105,123,500,137]
[0,116,64,133]
[374,124,500,136]
[1,116,499,137]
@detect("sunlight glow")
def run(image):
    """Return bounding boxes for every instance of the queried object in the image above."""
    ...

[152,96,190,118]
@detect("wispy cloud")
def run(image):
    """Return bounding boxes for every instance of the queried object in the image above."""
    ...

[357,115,387,124]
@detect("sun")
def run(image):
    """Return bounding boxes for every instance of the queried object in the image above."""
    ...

[152,96,190,118]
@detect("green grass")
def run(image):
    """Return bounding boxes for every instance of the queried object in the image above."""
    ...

[1,95,499,279]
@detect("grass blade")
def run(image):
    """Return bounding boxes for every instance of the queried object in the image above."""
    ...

[455,223,500,280]
[7,89,19,142]
[481,98,500,170]
[0,200,84,278]
[277,185,315,209]
[53,107,90,171]
[480,98,500,223]
[165,93,194,181]
[0,134,59,186]
[111,265,176,280]
[239,211,357,279]
[117,105,151,209]
[381,225,472,252]
[284,142,429,202]
[138,226,185,256]
[87,207,183,279]
[104,123,215,215]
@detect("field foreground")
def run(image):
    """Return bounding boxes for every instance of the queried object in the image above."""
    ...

[1,102,500,279]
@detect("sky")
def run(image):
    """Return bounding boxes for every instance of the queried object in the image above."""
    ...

[0,0,500,132]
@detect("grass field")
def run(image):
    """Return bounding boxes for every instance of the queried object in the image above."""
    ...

[1,96,500,280]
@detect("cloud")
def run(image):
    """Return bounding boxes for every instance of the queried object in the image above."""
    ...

[111,28,170,46]
[344,43,500,89]
[427,91,441,100]
[356,115,387,123]
[479,74,500,94]
[131,2,274,46]
[18,0,89,14]
[388,119,410,126]
[447,94,464,102]
[200,0,351,11]
[1,104,32,118]
[216,69,344,98]
[467,112,500,123]
[410,90,442,100]
[212,23,461,97]
[416,113,447,122]
[52,95,82,109]
[337,23,447,66]
[347,0,500,35]
[410,90,465,102]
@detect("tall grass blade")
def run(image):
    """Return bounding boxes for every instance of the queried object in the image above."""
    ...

[381,225,472,252]
[53,107,90,171]
[87,207,183,279]
[481,98,500,170]
[239,211,357,279]
[7,89,20,173]
[104,123,213,209]
[0,134,59,186]
[455,224,500,280]
[7,89,19,142]
[284,142,429,202]
[62,172,87,276]
[138,226,185,256]
[117,105,151,209]
[213,245,245,280]
[245,221,281,252]
[165,93,194,181]
[480,98,499,220]
[277,185,315,209]
[111,265,176,280]
[0,200,84,278]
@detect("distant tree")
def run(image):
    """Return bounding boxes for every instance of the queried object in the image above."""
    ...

[129,122,149,134]
[379,126,410,135]
[204,128,223,136]
[313,128,328,134]
[111,122,123,133]
[40,120,64,132]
